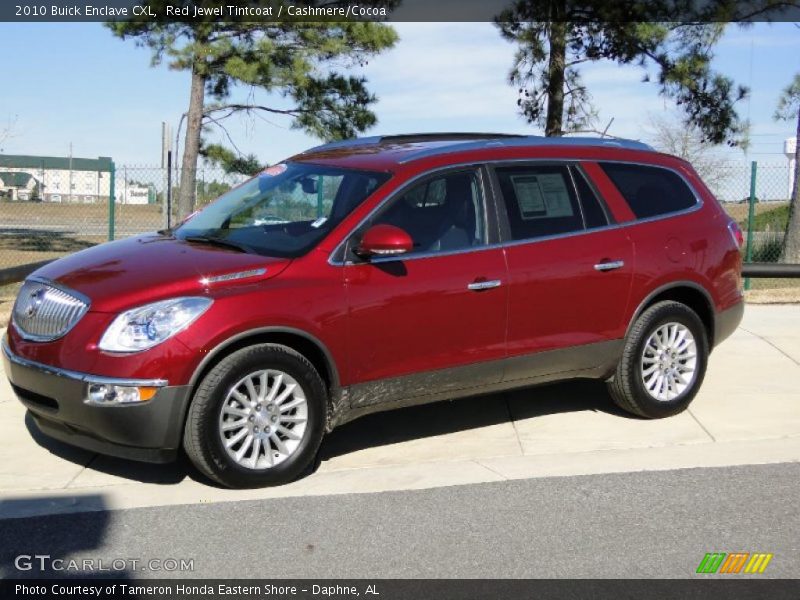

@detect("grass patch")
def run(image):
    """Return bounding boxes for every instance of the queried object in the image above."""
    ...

[738,204,790,233]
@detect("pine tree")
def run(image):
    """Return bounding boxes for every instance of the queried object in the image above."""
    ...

[108,2,397,217]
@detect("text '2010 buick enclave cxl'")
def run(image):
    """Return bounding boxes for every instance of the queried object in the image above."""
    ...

[2,133,744,488]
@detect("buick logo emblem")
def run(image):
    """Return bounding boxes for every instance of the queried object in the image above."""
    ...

[25,288,45,318]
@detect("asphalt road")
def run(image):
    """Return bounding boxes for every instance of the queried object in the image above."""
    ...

[0,462,797,579]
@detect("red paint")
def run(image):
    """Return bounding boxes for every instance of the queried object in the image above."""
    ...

[357,224,414,257]
[7,139,743,392]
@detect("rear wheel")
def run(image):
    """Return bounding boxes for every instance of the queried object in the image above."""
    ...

[183,344,326,488]
[607,301,709,419]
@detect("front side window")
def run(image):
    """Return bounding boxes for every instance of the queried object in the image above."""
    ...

[368,169,487,255]
[494,165,584,241]
[598,162,697,219]
[176,162,390,258]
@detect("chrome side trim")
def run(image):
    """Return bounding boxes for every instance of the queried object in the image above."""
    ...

[328,159,704,267]
[199,268,267,285]
[2,339,168,387]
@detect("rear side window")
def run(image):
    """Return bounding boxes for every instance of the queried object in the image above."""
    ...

[494,165,584,240]
[598,162,697,219]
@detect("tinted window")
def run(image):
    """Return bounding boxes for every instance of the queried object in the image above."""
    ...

[599,162,697,219]
[370,169,487,255]
[495,165,583,241]
[571,167,609,229]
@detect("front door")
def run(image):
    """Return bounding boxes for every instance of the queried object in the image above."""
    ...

[343,166,508,408]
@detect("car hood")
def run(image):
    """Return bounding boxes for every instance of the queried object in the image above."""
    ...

[32,233,291,313]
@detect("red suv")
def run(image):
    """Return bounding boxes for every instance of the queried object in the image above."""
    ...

[3,134,744,488]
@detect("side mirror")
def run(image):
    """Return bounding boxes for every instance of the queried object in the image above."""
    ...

[355,224,413,258]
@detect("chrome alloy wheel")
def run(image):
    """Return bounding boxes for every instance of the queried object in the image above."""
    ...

[641,322,698,402]
[218,370,308,469]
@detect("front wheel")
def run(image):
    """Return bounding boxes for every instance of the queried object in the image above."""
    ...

[183,344,326,488]
[607,301,709,419]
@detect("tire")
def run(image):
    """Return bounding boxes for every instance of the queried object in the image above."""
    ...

[607,301,709,419]
[183,344,327,488]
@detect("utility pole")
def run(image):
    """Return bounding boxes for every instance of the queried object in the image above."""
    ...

[161,122,172,229]
[68,142,73,203]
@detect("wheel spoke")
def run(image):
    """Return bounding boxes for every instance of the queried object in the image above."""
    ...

[223,406,250,419]
[231,389,250,407]
[264,373,283,404]
[279,397,305,412]
[221,418,247,431]
[277,424,301,440]
[235,434,254,462]
[280,415,306,423]
[244,378,259,404]
[225,428,248,449]
[248,438,262,469]
[271,432,289,456]
[275,383,297,405]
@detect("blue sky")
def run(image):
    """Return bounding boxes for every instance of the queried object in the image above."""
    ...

[0,21,797,167]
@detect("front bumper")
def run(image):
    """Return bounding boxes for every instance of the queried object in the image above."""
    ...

[2,338,190,463]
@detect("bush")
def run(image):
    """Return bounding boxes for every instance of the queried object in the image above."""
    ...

[750,237,784,263]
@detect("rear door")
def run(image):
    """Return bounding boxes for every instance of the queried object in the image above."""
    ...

[489,162,634,382]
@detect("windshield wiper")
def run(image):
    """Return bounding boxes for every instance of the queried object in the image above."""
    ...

[183,235,251,253]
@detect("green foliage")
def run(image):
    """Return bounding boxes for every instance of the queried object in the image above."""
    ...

[493,1,772,142]
[739,204,790,232]
[774,73,800,121]
[106,4,398,141]
[750,237,784,263]
[201,143,263,176]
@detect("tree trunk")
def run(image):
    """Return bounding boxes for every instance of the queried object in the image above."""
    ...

[783,109,800,263]
[545,21,567,137]
[177,64,206,220]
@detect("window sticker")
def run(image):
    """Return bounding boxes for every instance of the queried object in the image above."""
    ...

[510,173,573,220]
[311,217,328,228]
[261,163,288,177]
[537,173,573,218]
[510,175,546,219]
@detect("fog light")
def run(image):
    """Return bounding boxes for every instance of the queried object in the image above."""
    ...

[85,384,158,405]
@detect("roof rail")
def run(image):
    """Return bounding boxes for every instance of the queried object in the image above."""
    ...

[396,136,654,164]
[301,132,525,154]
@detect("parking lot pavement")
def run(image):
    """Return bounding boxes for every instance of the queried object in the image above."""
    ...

[0,304,798,519]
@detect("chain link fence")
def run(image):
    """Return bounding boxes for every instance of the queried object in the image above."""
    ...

[0,165,246,272]
[0,159,797,289]
[713,161,798,291]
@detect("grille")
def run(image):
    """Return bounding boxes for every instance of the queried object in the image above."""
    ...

[12,279,89,341]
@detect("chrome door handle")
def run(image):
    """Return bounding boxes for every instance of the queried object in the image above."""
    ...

[468,279,502,291]
[594,260,625,272]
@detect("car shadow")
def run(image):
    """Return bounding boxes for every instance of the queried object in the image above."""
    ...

[316,378,636,465]
[23,412,200,486]
[20,379,635,486]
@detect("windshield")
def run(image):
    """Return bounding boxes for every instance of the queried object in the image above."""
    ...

[176,162,390,258]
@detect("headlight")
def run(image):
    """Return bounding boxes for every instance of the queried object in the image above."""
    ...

[98,297,212,353]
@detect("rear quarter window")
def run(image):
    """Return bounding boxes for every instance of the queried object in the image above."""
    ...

[598,162,697,219]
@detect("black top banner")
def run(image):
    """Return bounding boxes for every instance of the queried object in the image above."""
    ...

[3,0,800,22]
